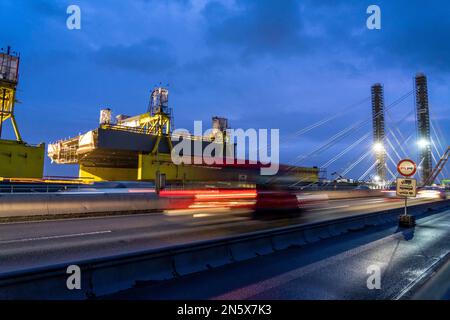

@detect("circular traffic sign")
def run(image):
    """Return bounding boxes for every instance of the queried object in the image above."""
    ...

[397,159,417,177]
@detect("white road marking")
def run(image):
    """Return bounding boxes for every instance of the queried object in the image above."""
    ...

[309,205,350,211]
[0,230,112,244]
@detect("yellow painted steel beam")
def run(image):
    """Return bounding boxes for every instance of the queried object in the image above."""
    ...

[79,165,138,181]
[0,83,22,142]
[0,140,44,178]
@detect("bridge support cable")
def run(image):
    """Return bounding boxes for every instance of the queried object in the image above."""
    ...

[429,109,447,151]
[385,165,398,184]
[385,149,408,184]
[289,91,413,169]
[293,120,367,164]
[341,149,372,176]
[430,117,449,178]
[284,97,371,141]
[386,150,401,170]
[385,137,402,162]
[257,97,370,158]
[387,128,409,159]
[385,106,415,148]
[270,90,414,186]
[320,133,371,168]
[431,122,445,155]
[358,161,378,181]
[297,90,413,163]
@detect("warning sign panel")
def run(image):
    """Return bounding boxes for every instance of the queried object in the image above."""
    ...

[396,178,417,198]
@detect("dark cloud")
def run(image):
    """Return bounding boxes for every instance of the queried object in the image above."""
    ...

[94,38,177,74]
[298,0,450,73]
[203,0,309,58]
[371,1,450,72]
[29,0,65,17]
[139,0,192,6]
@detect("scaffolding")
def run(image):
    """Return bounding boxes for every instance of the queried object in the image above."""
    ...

[0,46,21,141]
[0,46,44,179]
[371,83,386,182]
[415,73,432,185]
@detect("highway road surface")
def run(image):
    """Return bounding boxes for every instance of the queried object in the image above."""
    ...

[0,196,441,274]
[107,209,450,300]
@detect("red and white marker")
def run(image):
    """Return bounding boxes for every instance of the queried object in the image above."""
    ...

[397,159,417,177]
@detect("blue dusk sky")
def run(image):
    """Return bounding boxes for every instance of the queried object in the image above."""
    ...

[0,0,449,179]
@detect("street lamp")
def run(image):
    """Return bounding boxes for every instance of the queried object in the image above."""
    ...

[373,142,384,153]
[417,138,430,149]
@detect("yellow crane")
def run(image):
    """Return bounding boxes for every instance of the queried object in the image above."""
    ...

[0,46,44,179]
[0,46,21,141]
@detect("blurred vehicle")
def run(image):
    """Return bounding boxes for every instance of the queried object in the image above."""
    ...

[381,185,447,200]
[417,186,446,199]
[354,185,371,190]
[381,185,397,198]
[254,189,300,213]
[253,186,331,214]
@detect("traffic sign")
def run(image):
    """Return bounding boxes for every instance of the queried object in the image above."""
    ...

[397,159,417,177]
[396,178,417,198]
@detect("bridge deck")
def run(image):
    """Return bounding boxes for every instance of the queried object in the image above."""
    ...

[106,209,450,300]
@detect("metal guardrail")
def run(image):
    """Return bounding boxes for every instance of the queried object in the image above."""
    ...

[1,199,449,299]
[0,184,89,193]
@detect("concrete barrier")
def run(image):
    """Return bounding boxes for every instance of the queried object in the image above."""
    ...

[327,224,347,236]
[303,226,331,243]
[271,230,307,250]
[90,255,175,297]
[228,237,274,261]
[0,266,85,300]
[174,245,232,276]
[0,192,184,218]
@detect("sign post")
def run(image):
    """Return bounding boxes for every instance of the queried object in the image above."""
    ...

[396,159,417,227]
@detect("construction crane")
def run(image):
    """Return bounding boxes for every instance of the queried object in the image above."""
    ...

[423,146,450,186]
[111,87,172,136]
[0,46,21,141]
[0,46,44,179]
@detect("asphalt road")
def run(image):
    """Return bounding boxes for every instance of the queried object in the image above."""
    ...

[0,196,440,274]
[107,208,450,300]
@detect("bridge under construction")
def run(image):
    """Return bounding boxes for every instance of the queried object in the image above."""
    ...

[0,46,448,188]
[47,87,319,185]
